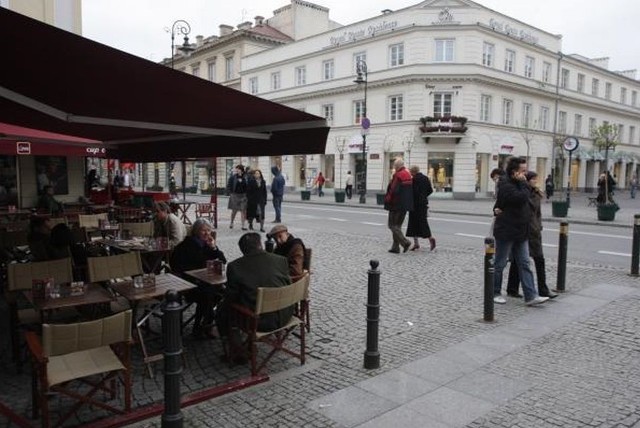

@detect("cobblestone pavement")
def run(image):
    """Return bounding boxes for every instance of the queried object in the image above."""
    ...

[2,193,639,427]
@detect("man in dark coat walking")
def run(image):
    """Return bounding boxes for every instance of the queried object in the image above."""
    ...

[384,158,414,253]
[492,157,549,306]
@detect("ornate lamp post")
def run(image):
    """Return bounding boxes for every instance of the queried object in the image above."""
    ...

[354,59,369,204]
[169,20,195,70]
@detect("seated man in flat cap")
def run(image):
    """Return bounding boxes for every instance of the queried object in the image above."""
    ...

[269,224,306,279]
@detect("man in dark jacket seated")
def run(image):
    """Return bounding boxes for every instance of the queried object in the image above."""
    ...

[171,218,226,338]
[270,224,306,279]
[217,232,292,341]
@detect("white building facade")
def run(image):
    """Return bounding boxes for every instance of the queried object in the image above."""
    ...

[239,0,640,198]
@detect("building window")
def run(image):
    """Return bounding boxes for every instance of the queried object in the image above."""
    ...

[433,93,452,118]
[632,90,638,107]
[322,59,335,81]
[482,42,494,67]
[435,39,454,62]
[605,82,612,100]
[539,106,550,131]
[480,95,491,122]
[522,103,532,127]
[322,104,334,124]
[353,51,367,73]
[629,126,636,145]
[191,66,200,77]
[271,71,281,90]
[225,56,234,80]
[618,124,624,142]
[589,117,597,134]
[389,95,404,121]
[249,77,258,95]
[577,73,585,93]
[354,100,365,124]
[504,49,515,73]
[621,87,627,104]
[542,62,552,83]
[524,56,534,79]
[502,99,513,125]
[295,66,306,86]
[592,78,599,96]
[207,61,216,82]
[558,111,567,134]
[389,43,404,67]
[560,68,569,89]
[574,114,582,136]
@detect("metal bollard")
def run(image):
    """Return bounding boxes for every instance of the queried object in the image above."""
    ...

[631,214,640,277]
[363,260,381,370]
[265,235,275,253]
[556,221,569,293]
[484,237,495,322]
[162,290,183,428]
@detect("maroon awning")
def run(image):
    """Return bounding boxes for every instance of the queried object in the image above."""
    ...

[0,122,106,157]
[0,8,329,161]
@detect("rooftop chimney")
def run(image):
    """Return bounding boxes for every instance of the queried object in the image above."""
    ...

[219,24,233,37]
[254,15,265,26]
[237,21,252,31]
[381,9,393,14]
[196,35,204,46]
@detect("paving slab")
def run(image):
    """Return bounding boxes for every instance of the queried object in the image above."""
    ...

[405,387,496,427]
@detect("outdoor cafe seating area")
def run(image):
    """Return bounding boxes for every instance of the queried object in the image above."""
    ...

[0,196,311,428]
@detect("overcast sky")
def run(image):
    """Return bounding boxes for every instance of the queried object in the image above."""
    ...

[83,0,639,72]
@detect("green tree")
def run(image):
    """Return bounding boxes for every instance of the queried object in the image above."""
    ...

[591,123,619,204]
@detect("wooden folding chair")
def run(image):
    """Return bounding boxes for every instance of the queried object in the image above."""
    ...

[195,203,215,222]
[120,222,154,238]
[26,310,133,428]
[7,258,74,372]
[229,273,309,376]
[78,213,108,229]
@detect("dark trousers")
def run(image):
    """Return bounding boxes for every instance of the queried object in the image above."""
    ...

[388,210,410,250]
[345,185,353,199]
[507,255,551,296]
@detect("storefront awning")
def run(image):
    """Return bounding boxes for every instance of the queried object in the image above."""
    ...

[0,8,329,161]
[0,122,106,157]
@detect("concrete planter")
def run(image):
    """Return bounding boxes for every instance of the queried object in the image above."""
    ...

[552,200,568,217]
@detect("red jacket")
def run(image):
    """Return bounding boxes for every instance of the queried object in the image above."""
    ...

[384,167,414,211]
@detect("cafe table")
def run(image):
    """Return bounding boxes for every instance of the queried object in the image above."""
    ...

[170,199,198,225]
[107,238,172,274]
[183,268,227,287]
[23,282,114,323]
[107,273,195,376]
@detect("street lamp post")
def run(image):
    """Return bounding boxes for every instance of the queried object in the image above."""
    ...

[169,20,195,70]
[354,59,369,204]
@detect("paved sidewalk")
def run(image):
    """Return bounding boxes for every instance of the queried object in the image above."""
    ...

[124,191,640,428]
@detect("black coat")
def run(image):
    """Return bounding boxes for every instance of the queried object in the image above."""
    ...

[170,236,226,273]
[246,177,267,221]
[406,172,433,238]
[493,176,533,242]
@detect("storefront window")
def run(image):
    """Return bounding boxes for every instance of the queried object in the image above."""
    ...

[0,156,17,207]
[428,152,454,192]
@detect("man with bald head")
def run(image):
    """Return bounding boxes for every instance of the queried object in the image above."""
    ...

[383,158,414,253]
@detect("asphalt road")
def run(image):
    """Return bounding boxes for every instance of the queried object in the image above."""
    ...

[279,202,633,270]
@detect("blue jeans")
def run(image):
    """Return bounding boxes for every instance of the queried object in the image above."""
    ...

[272,195,282,222]
[494,239,538,301]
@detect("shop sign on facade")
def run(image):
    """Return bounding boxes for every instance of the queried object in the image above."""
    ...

[499,144,514,154]
[16,141,31,155]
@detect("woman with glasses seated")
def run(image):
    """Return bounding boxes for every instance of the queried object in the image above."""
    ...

[171,218,226,339]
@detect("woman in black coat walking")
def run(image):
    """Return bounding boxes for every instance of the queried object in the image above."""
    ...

[406,165,436,251]
[246,169,267,232]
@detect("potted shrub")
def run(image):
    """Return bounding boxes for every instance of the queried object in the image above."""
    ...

[592,123,620,221]
[551,199,569,217]
[300,189,311,200]
[334,190,346,203]
[376,193,386,205]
